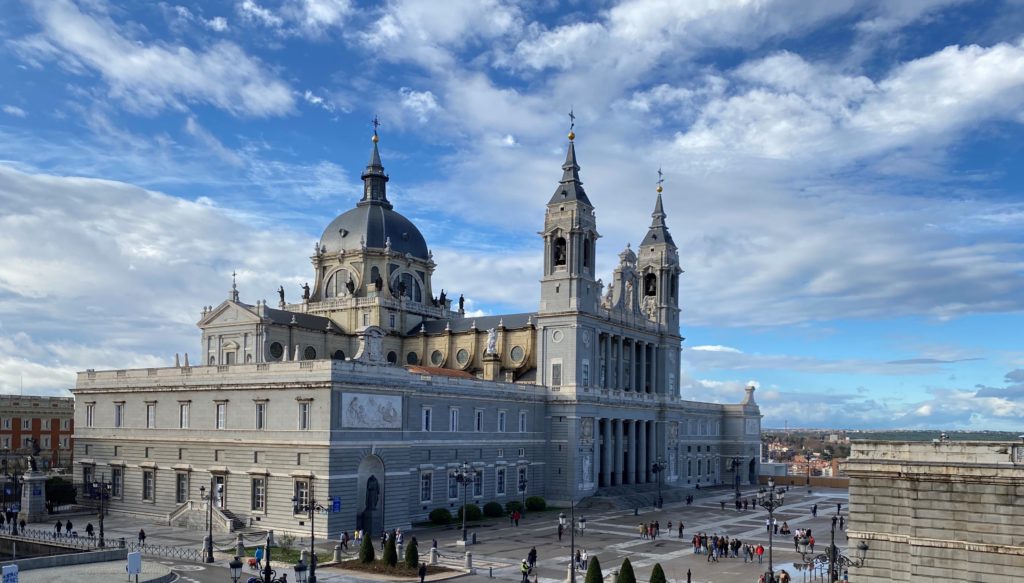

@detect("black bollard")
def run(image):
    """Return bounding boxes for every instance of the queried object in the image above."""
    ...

[634,507,639,516]
[687,568,691,583]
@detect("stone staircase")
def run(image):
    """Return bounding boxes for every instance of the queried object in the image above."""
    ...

[577,483,714,511]
[217,507,246,532]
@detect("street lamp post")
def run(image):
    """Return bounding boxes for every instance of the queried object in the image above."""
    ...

[455,462,476,543]
[519,473,528,513]
[199,483,215,563]
[91,474,111,548]
[258,531,307,583]
[292,480,327,583]
[798,519,869,582]
[730,457,743,499]
[568,498,577,583]
[650,459,665,509]
[756,477,785,583]
[8,471,21,536]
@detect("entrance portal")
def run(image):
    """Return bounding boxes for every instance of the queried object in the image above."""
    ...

[356,455,385,535]
[748,458,757,485]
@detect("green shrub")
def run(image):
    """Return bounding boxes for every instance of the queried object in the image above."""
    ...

[382,536,398,567]
[584,556,603,583]
[456,504,482,522]
[618,557,636,583]
[483,501,504,517]
[45,478,77,506]
[429,508,452,525]
[525,496,546,511]
[649,563,667,583]
[505,500,524,514]
[358,533,374,563]
[404,538,419,569]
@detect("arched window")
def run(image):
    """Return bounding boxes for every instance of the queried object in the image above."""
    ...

[324,269,354,297]
[370,266,382,291]
[582,237,591,268]
[644,273,657,297]
[406,352,418,365]
[553,237,567,267]
[332,350,346,360]
[386,351,398,365]
[390,272,423,302]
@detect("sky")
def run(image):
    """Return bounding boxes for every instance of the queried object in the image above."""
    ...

[1,0,1023,431]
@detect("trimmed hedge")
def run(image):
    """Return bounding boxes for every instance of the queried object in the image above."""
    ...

[358,533,375,563]
[382,536,398,567]
[584,556,603,583]
[428,508,452,525]
[618,558,636,583]
[404,538,419,569]
[650,563,667,583]
[457,504,482,522]
[525,496,547,511]
[483,501,504,517]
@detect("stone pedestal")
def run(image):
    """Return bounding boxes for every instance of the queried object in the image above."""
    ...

[21,471,47,522]
[482,354,501,381]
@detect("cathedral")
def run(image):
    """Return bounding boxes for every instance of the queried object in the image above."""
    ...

[72,125,761,536]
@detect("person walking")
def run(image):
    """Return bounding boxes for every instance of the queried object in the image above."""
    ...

[811,503,818,517]
[65,519,73,535]
[520,560,530,583]
[138,528,146,545]
[54,519,62,537]
[558,523,564,541]
[755,544,764,564]
[678,521,684,538]
[85,523,94,538]
[341,531,349,550]
[255,546,264,570]
[418,562,427,583]
[527,546,537,569]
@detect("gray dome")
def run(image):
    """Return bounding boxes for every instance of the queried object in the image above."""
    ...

[320,203,429,259]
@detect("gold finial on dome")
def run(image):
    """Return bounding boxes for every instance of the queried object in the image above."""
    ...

[568,130,575,141]
[657,167,664,193]
[372,115,381,142]
[568,107,575,141]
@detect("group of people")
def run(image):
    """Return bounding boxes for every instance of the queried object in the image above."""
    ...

[508,510,523,527]
[792,528,814,552]
[691,532,765,564]
[759,570,792,583]
[637,519,686,540]
[519,547,538,582]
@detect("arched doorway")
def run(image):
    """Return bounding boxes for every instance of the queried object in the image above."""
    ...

[356,455,385,535]
[748,458,757,485]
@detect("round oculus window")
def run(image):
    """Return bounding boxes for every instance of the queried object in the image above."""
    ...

[456,349,470,365]
[510,346,525,362]
[269,342,284,359]
[304,346,317,360]
[430,350,444,366]
[552,329,564,343]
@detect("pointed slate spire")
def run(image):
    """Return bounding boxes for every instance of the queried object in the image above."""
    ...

[641,170,675,247]
[548,116,592,206]
[359,116,392,209]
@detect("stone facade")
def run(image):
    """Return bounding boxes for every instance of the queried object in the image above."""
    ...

[72,129,761,537]
[847,440,1024,582]
[0,395,74,471]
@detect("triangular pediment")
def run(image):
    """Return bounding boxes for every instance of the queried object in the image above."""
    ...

[197,301,261,328]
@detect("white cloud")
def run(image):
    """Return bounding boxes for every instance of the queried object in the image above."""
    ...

[237,0,283,28]
[2,105,27,118]
[16,0,294,117]
[690,345,743,353]
[184,116,244,167]
[205,16,229,32]
[399,88,440,123]
[283,0,352,35]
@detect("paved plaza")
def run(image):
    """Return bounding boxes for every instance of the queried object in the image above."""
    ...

[11,486,850,583]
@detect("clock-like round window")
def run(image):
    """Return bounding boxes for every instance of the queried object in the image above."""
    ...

[270,342,284,359]
[456,349,470,365]
[430,350,444,366]
[552,330,564,343]
[304,347,317,360]
[510,346,525,362]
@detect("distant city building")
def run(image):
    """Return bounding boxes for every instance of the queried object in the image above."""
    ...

[72,128,761,536]
[0,395,74,471]
[848,439,1024,582]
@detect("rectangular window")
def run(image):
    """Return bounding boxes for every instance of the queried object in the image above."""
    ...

[474,410,483,432]
[62,418,70,430]
[111,467,123,498]
[176,473,188,504]
[2,418,9,429]
[82,465,93,487]
[389,313,396,328]
[419,472,432,503]
[473,469,483,497]
[697,460,703,476]
[449,408,459,432]
[362,313,369,326]
[251,477,266,511]
[85,404,95,427]
[518,447,525,457]
[497,411,506,432]
[517,467,528,493]
[497,448,504,458]
[142,470,155,501]
[216,403,226,429]
[551,363,562,387]
[41,436,50,449]
[294,480,309,511]
[687,460,692,477]
[42,419,51,430]
[255,402,266,430]
[496,468,506,495]
[22,436,31,449]
[447,471,459,499]
[518,411,527,433]
[179,403,190,429]
[146,404,156,429]
[581,359,590,386]
[21,419,30,430]
[61,437,69,448]
[298,402,310,430]
[113,403,124,428]
[422,407,432,432]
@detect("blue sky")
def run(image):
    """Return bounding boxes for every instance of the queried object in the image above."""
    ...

[1,0,1023,430]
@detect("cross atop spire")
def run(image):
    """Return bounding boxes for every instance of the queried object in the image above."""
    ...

[360,116,391,208]
[657,167,664,192]
[641,169,674,247]
[568,108,576,141]
[229,270,239,302]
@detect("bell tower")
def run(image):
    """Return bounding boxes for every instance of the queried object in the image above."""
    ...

[637,170,682,332]
[539,117,601,314]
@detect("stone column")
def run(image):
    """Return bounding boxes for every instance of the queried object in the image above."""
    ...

[604,334,611,389]
[602,418,612,487]
[629,420,640,484]
[650,345,658,395]
[639,341,648,394]
[638,420,648,484]
[593,417,602,488]
[616,336,624,390]
[613,419,624,486]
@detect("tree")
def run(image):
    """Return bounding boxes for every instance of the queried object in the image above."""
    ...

[583,556,603,583]
[358,533,375,564]
[383,536,398,567]
[649,563,667,583]
[618,557,636,583]
[404,538,419,569]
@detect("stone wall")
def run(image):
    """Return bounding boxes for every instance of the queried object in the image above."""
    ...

[846,440,1024,582]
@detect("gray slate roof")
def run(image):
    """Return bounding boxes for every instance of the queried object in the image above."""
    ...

[408,312,536,335]
[262,306,339,332]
